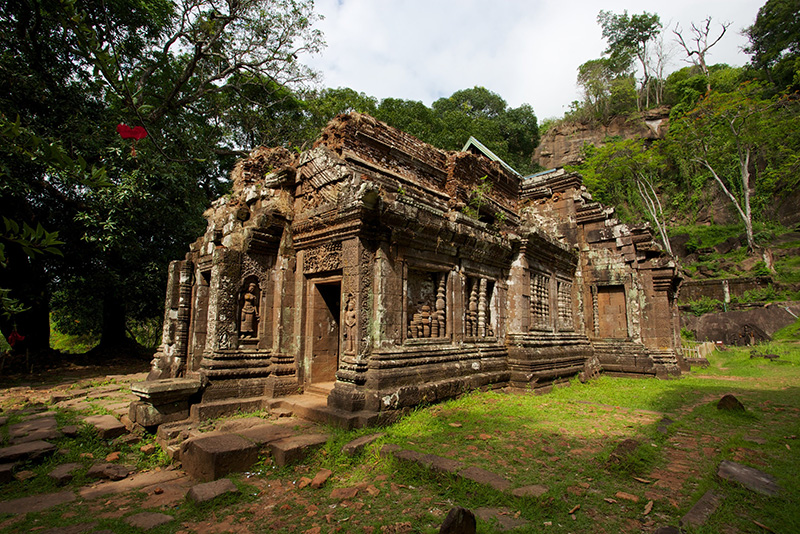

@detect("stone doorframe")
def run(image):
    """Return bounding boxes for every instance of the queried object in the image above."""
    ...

[302,274,343,386]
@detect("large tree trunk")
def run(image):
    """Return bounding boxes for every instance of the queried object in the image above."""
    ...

[0,249,51,357]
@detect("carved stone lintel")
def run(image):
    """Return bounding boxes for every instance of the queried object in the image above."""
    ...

[303,242,342,274]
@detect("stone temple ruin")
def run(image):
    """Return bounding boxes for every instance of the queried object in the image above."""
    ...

[130,113,686,428]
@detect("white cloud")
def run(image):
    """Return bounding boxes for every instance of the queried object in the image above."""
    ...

[305,0,763,119]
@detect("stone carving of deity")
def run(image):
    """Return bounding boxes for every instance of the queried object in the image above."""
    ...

[240,282,260,339]
[344,293,357,354]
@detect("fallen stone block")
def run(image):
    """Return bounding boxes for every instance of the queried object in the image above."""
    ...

[181,434,259,481]
[236,423,295,445]
[475,507,529,531]
[341,433,384,456]
[0,463,14,484]
[680,490,722,529]
[717,394,745,412]
[420,454,464,474]
[330,486,359,500]
[0,440,56,463]
[268,433,329,467]
[718,460,780,496]
[0,490,76,515]
[38,521,98,534]
[511,484,548,498]
[186,478,239,503]
[458,466,511,492]
[124,512,174,531]
[83,415,127,440]
[87,463,130,481]
[48,463,83,484]
[311,468,333,489]
[440,507,476,534]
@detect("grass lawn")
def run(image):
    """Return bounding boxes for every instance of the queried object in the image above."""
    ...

[1,341,798,533]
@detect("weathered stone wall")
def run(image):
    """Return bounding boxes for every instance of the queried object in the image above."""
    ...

[682,302,800,346]
[679,277,773,303]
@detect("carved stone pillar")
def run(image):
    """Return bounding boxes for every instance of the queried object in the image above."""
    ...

[173,259,194,376]
[477,278,487,338]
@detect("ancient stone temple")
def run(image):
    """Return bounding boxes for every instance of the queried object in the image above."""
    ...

[131,113,686,428]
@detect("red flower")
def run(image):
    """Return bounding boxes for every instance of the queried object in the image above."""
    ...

[116,124,148,140]
[8,330,24,347]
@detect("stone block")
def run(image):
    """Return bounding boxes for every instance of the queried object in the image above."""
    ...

[341,433,384,456]
[186,478,239,503]
[48,463,82,484]
[717,460,780,496]
[82,415,127,440]
[311,468,332,489]
[87,463,130,481]
[0,463,14,484]
[130,378,202,403]
[181,434,259,481]
[420,454,464,474]
[129,400,190,427]
[458,466,511,491]
[680,490,722,529]
[236,424,295,445]
[511,484,548,498]
[0,490,75,515]
[124,512,174,531]
[268,433,329,467]
[440,507,476,534]
[0,440,56,463]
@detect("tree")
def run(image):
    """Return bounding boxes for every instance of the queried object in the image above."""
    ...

[674,17,731,93]
[575,58,637,121]
[744,0,800,89]
[573,138,673,254]
[669,84,798,252]
[597,10,662,108]
[0,0,325,354]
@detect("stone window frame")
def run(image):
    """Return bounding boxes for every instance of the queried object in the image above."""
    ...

[556,277,575,332]
[529,270,552,332]
[402,264,451,345]
[462,273,497,342]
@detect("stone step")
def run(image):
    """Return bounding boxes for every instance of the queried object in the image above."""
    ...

[179,422,330,481]
[265,395,380,429]
[304,381,335,397]
[189,396,267,421]
[0,440,57,464]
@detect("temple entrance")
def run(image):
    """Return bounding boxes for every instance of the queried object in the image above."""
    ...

[596,285,628,339]
[306,279,341,385]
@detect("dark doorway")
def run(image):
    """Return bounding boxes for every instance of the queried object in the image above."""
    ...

[309,281,341,383]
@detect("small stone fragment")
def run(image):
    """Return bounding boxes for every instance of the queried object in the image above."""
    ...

[439,507,476,534]
[330,486,358,500]
[644,500,653,515]
[61,425,79,438]
[297,477,312,489]
[186,478,239,503]
[310,468,332,489]
[105,452,121,462]
[15,470,35,481]
[87,463,130,481]
[48,463,82,484]
[124,512,174,530]
[717,394,745,412]
[140,443,157,455]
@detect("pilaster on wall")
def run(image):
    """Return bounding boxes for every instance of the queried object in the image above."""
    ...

[206,247,241,353]
[373,241,403,348]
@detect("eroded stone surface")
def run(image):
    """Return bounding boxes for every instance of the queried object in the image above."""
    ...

[48,462,82,484]
[269,434,329,467]
[181,434,259,481]
[124,512,174,530]
[718,460,780,496]
[474,507,530,531]
[680,490,722,529]
[82,415,126,440]
[186,478,239,503]
[0,490,75,514]
[511,484,548,498]
[0,440,56,463]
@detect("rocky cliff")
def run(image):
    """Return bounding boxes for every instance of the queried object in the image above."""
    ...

[533,107,671,170]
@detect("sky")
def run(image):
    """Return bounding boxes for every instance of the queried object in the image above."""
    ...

[304,0,766,120]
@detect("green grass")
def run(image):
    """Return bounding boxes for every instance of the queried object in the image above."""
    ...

[1,342,799,533]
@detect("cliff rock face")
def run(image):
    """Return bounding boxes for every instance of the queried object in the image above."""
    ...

[534,107,671,169]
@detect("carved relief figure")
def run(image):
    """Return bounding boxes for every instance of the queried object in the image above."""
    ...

[344,293,357,354]
[239,282,260,338]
